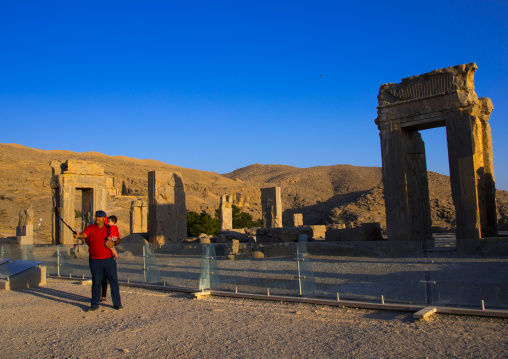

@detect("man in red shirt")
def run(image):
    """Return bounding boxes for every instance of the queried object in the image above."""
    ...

[74,210,123,311]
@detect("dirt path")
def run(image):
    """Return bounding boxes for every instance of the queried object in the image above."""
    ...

[0,278,507,358]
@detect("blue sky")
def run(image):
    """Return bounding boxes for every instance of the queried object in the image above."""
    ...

[1,1,507,190]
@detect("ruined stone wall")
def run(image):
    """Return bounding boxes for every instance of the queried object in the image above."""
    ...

[148,171,187,247]
[261,187,282,228]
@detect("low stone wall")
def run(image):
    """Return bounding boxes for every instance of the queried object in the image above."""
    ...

[325,223,383,241]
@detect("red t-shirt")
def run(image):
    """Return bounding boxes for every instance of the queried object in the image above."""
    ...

[109,224,120,239]
[83,224,113,259]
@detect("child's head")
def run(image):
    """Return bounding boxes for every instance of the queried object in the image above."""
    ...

[108,215,118,224]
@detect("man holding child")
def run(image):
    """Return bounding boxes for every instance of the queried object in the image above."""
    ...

[74,210,123,311]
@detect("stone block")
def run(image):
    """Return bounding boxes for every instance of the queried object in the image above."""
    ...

[199,236,211,244]
[231,239,240,254]
[0,265,46,290]
[252,251,264,259]
[293,213,303,227]
[310,225,326,240]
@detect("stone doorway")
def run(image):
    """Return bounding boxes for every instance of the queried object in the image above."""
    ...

[50,160,106,245]
[73,188,94,234]
[375,63,498,252]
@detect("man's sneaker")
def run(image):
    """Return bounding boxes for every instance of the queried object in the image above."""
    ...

[88,306,99,312]
[114,305,123,310]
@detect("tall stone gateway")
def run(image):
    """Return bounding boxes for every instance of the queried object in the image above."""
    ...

[375,63,497,252]
[219,195,233,230]
[50,160,106,245]
[261,187,283,228]
[148,171,187,247]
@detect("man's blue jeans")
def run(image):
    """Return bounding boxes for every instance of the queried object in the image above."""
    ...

[89,257,121,307]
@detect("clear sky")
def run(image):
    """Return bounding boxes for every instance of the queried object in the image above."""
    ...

[1,1,507,190]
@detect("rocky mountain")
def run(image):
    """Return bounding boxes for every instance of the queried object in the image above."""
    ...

[0,143,506,242]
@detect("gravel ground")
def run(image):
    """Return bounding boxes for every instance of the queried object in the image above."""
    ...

[1,277,507,358]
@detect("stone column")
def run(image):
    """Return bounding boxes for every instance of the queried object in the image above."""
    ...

[379,127,434,243]
[56,181,75,245]
[472,98,498,237]
[403,130,432,244]
[261,187,282,228]
[293,213,303,227]
[148,171,187,247]
[16,207,34,245]
[379,128,411,241]
[130,200,148,234]
[219,195,233,230]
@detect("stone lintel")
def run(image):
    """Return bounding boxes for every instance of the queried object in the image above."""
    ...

[50,160,105,176]
[377,63,477,109]
[50,173,106,189]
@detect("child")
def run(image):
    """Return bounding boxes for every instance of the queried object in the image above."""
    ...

[104,215,120,260]
[101,215,121,302]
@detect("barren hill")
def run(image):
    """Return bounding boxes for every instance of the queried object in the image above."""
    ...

[0,143,260,241]
[0,143,506,242]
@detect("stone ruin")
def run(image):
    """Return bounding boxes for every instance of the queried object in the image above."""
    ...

[148,171,187,248]
[261,187,282,228]
[293,213,303,227]
[130,199,148,234]
[105,176,119,196]
[16,206,34,245]
[375,63,497,252]
[50,160,106,245]
[219,195,233,230]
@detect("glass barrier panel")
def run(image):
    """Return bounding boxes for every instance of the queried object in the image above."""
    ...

[155,243,201,289]
[116,242,152,284]
[426,251,508,310]
[214,243,301,296]
[295,241,316,296]
[199,244,220,290]
[1,244,20,260]
[143,243,162,284]
[309,253,428,305]
[31,245,59,275]
[58,244,90,278]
